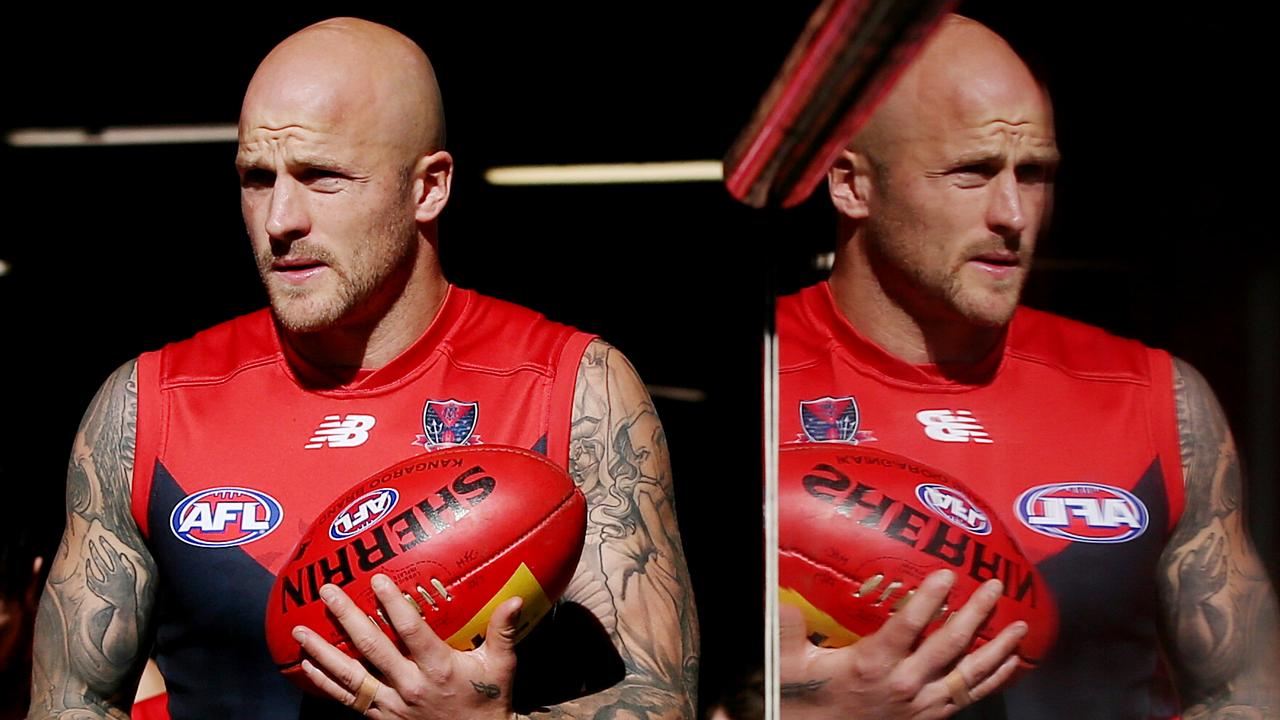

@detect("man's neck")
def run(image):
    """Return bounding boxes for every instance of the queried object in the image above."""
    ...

[828,246,1006,366]
[281,264,448,383]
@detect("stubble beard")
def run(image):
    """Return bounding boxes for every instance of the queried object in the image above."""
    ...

[255,214,419,335]
[864,216,1026,331]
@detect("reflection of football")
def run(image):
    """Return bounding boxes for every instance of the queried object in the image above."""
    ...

[779,444,1056,667]
[265,446,586,683]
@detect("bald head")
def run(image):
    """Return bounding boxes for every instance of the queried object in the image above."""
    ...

[828,15,1059,345]
[853,15,1051,163]
[241,17,444,157]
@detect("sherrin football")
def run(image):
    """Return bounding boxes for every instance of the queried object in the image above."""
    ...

[779,444,1056,667]
[265,445,586,682]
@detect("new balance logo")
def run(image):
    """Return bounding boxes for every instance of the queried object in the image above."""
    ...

[305,414,377,449]
[916,410,993,444]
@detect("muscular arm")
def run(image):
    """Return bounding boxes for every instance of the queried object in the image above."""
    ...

[30,360,158,719]
[542,339,699,719]
[1158,358,1280,719]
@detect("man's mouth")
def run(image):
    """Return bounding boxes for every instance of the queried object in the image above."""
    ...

[272,257,328,283]
[967,250,1021,278]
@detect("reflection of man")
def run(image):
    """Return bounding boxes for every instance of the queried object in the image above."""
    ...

[31,18,696,719]
[778,15,1279,719]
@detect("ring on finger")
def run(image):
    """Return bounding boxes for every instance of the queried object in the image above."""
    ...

[944,668,974,708]
[352,673,381,715]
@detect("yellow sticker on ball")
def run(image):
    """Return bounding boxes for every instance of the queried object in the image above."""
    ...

[446,563,551,650]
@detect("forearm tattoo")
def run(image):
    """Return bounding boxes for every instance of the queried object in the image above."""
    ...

[30,361,158,719]
[1159,359,1279,719]
[536,340,699,720]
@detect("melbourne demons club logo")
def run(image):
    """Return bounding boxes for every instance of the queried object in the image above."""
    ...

[329,488,400,541]
[170,487,284,548]
[797,396,876,444]
[414,399,483,450]
[1015,482,1148,544]
[916,483,992,535]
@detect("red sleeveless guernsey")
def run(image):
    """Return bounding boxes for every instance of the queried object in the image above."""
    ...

[130,286,594,719]
[779,282,1185,720]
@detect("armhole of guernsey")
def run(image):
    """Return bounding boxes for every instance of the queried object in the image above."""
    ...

[1148,348,1185,534]
[131,349,164,541]
[547,332,597,469]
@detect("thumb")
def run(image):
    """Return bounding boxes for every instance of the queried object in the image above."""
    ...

[778,601,811,655]
[482,595,525,661]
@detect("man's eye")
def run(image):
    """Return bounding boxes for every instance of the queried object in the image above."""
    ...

[1017,164,1052,184]
[300,169,347,188]
[951,164,998,180]
[240,168,275,189]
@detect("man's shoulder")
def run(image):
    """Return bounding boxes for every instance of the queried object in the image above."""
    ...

[140,308,278,385]
[1009,306,1167,383]
[777,282,838,368]
[444,288,595,372]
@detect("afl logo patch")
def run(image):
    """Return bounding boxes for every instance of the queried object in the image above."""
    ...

[170,487,284,548]
[1015,483,1148,544]
[329,488,400,541]
[915,483,992,535]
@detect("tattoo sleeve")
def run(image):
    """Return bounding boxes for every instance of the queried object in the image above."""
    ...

[1159,359,1280,719]
[30,360,158,719]
[536,340,699,720]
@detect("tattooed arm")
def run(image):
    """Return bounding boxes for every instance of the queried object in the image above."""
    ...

[539,339,699,720]
[30,360,158,719]
[1159,359,1280,719]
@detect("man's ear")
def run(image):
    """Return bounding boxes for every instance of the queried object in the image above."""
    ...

[412,150,454,223]
[827,148,874,220]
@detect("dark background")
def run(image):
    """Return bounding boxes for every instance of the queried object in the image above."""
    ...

[1,2,1276,716]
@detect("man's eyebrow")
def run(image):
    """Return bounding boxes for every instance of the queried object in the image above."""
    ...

[288,154,350,170]
[1020,145,1062,166]
[947,149,1004,167]
[233,152,353,172]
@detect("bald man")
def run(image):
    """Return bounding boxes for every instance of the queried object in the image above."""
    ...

[778,15,1278,720]
[30,18,697,720]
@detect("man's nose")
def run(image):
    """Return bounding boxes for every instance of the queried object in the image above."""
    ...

[986,171,1027,238]
[265,178,310,241]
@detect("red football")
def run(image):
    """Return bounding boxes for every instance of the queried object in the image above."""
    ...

[265,445,586,683]
[779,444,1056,667]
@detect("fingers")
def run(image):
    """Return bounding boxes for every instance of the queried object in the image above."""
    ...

[314,583,419,686]
[298,657,358,706]
[861,569,956,660]
[910,578,1005,677]
[914,620,1028,716]
[369,574,460,678]
[371,574,436,655]
[293,629,371,708]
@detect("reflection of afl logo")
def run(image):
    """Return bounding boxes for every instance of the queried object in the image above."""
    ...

[915,483,991,535]
[1016,482,1148,544]
[170,487,284,548]
[329,489,400,541]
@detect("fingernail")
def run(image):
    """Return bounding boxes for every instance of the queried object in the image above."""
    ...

[320,585,337,603]
[984,579,1004,597]
[292,626,308,643]
[1011,621,1028,637]
[300,659,315,674]
[372,575,391,591]
[935,569,956,585]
